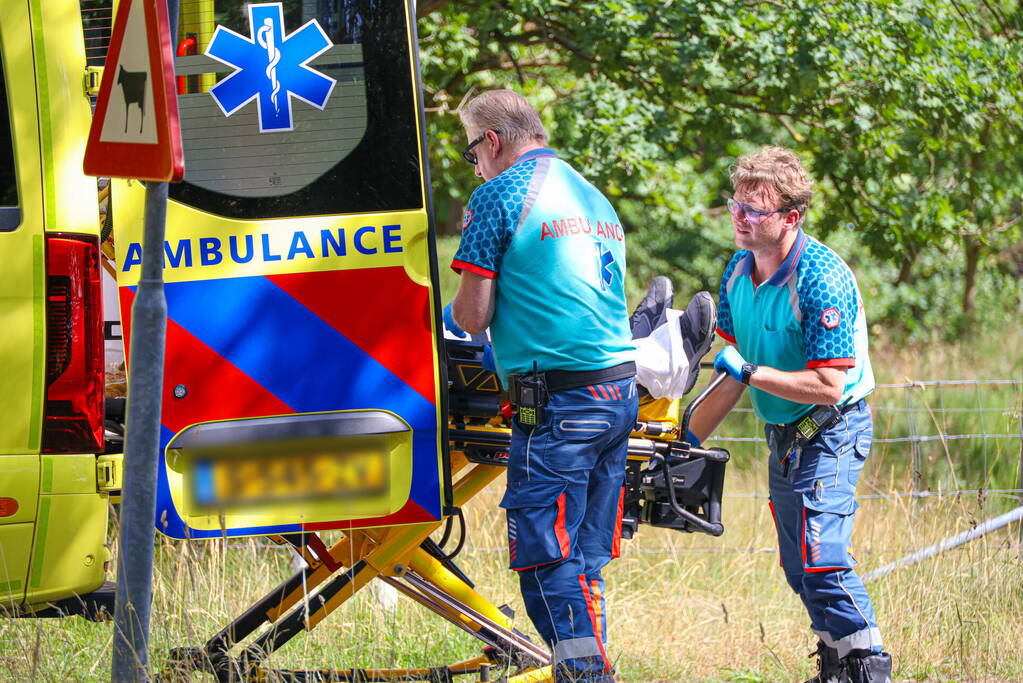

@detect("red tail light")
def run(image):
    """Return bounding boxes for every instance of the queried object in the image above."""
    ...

[42,234,104,453]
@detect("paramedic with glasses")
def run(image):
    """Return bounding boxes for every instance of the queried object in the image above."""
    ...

[443,89,636,683]
[690,146,892,683]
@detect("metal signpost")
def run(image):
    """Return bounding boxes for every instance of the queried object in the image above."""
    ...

[83,0,182,679]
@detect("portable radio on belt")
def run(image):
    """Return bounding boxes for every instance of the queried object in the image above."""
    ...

[514,361,548,427]
[792,403,844,449]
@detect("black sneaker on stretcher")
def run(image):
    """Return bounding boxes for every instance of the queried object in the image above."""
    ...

[678,290,716,395]
[630,277,717,397]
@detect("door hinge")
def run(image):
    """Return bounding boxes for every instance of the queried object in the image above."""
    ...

[85,66,104,97]
[96,454,122,492]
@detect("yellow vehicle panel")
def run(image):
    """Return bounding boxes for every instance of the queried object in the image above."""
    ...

[0,0,110,609]
[0,456,39,525]
[23,493,108,606]
[0,523,34,602]
[0,0,46,456]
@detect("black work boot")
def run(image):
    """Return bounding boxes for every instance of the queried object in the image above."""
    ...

[630,275,673,339]
[678,290,716,394]
[843,650,893,683]
[804,640,843,683]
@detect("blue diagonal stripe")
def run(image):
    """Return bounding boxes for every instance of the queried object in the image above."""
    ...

[150,274,442,538]
[163,275,436,427]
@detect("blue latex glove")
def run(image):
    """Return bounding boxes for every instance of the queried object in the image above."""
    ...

[685,429,701,448]
[481,344,496,372]
[443,302,467,339]
[713,345,746,383]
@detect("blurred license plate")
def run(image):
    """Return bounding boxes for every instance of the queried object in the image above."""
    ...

[191,448,388,509]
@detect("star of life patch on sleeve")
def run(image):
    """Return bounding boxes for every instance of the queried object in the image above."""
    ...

[821,307,841,329]
[462,208,474,230]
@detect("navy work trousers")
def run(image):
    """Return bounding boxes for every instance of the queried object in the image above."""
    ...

[501,376,638,682]
[766,400,883,657]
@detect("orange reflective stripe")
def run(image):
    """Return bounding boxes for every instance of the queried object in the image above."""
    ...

[577,575,612,672]
[590,579,603,641]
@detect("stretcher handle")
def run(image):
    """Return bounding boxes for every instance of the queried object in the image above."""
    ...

[679,371,730,441]
[649,451,724,537]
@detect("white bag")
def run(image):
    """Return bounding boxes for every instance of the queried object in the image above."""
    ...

[634,308,693,399]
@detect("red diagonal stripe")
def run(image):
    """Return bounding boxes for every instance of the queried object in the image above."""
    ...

[267,267,437,404]
[301,498,433,531]
[120,288,294,435]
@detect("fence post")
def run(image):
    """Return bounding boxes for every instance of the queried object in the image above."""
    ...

[1018,364,1022,545]
[907,383,922,495]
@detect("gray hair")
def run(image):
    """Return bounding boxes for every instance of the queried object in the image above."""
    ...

[459,89,548,147]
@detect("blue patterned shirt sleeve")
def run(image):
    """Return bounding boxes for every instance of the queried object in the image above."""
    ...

[798,245,859,366]
[452,162,535,277]
[716,251,744,343]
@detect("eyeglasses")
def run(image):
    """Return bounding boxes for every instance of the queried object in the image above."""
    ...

[727,197,789,225]
[461,129,502,165]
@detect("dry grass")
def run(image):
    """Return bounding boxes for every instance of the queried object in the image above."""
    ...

[2,314,1021,681]
[1,466,1022,682]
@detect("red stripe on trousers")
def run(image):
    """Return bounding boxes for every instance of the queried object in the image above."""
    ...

[555,492,571,559]
[612,486,625,559]
[577,575,612,672]
[768,501,782,568]
[590,579,604,645]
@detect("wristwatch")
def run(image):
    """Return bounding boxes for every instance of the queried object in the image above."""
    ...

[740,362,758,385]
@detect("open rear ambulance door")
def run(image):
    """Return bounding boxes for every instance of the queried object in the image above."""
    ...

[112,0,448,539]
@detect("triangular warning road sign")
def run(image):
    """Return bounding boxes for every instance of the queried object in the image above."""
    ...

[84,0,184,182]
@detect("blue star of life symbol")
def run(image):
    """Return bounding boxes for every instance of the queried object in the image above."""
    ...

[205,3,336,133]
[595,242,616,291]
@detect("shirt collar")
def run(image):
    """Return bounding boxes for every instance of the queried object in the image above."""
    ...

[767,229,808,286]
[513,147,558,164]
[737,228,808,287]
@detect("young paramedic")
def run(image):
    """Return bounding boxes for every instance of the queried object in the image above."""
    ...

[444,89,637,683]
[690,146,892,683]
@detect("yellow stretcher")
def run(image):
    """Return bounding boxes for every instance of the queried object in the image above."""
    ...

[160,345,729,682]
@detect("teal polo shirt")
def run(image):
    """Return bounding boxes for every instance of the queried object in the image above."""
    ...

[451,148,634,384]
[716,229,875,425]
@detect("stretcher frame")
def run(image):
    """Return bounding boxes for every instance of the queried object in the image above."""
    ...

[162,447,554,683]
[161,364,729,682]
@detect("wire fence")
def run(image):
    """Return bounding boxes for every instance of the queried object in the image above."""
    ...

[226,377,1023,568]
[712,378,1023,501]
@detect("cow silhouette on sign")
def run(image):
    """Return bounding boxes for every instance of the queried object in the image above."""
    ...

[117,66,147,133]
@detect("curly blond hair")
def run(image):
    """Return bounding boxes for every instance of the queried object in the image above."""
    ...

[730,146,813,218]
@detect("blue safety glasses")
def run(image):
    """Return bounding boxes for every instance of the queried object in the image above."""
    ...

[727,197,788,225]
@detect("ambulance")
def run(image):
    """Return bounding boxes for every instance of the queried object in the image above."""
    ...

[0,0,449,616]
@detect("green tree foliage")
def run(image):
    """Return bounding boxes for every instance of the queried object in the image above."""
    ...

[417,0,1023,340]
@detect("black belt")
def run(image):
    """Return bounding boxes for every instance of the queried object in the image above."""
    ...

[777,398,867,431]
[509,361,636,395]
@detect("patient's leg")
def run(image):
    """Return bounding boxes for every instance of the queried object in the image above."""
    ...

[678,291,716,395]
[630,276,674,340]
